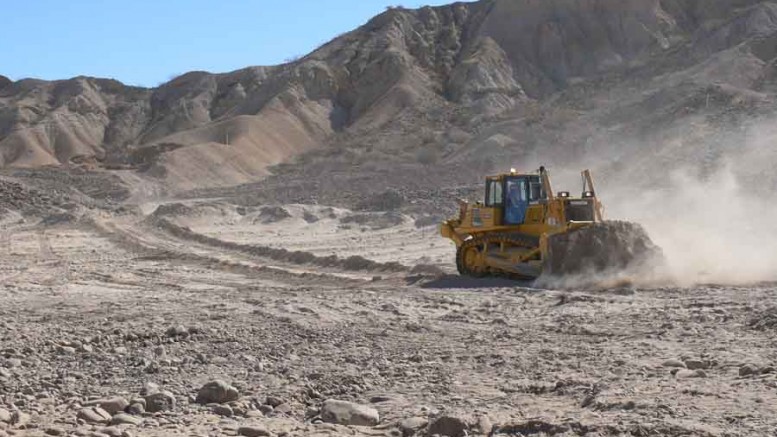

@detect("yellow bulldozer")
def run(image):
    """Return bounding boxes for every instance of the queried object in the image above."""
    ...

[440,166,650,280]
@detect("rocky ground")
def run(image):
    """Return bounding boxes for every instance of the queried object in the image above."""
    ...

[5,0,777,435]
[2,198,777,437]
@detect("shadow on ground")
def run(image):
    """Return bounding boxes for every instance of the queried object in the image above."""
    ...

[412,274,537,290]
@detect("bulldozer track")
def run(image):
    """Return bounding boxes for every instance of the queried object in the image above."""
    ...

[457,232,541,279]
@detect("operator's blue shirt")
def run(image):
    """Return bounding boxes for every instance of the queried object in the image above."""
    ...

[505,191,527,224]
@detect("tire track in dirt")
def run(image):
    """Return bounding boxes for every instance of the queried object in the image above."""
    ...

[149,217,411,274]
[84,216,373,285]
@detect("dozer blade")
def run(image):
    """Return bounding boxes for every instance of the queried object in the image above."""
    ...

[542,221,664,278]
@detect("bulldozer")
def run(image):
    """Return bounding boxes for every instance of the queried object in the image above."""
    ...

[440,166,609,279]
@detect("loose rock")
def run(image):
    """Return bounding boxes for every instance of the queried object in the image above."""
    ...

[127,403,144,415]
[166,325,188,337]
[320,399,379,426]
[238,425,270,437]
[428,416,467,437]
[399,417,428,437]
[110,413,142,426]
[740,364,760,377]
[98,427,124,437]
[129,398,146,408]
[273,403,293,415]
[140,382,160,396]
[684,359,709,370]
[77,407,112,424]
[87,397,129,415]
[477,415,493,435]
[676,369,707,378]
[196,380,239,404]
[57,345,76,355]
[264,396,283,407]
[211,404,234,417]
[662,359,686,368]
[144,391,176,412]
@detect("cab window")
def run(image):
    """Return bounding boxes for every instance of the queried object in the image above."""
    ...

[528,177,544,203]
[486,179,503,206]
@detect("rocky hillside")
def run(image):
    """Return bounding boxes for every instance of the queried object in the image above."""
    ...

[2,0,777,193]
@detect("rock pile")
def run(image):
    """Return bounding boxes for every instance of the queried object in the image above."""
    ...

[544,221,665,279]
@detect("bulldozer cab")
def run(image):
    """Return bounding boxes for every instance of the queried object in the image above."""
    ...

[485,175,545,225]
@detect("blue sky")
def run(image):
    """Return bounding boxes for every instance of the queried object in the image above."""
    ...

[2,0,456,87]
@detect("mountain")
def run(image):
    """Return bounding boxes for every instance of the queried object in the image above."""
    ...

[2,0,777,194]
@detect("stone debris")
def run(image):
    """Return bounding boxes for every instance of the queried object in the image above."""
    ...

[428,416,467,437]
[662,359,686,368]
[110,413,142,426]
[77,407,112,424]
[86,397,129,414]
[195,380,240,404]
[320,399,380,427]
[144,390,176,413]
[399,417,428,437]
[238,424,271,437]
[739,364,761,377]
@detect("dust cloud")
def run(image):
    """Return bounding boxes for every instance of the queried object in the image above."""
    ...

[524,119,777,287]
[597,117,777,287]
[605,164,777,286]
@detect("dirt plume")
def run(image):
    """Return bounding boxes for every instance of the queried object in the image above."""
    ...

[604,163,777,286]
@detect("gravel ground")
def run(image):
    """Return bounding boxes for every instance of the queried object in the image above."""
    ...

[2,209,777,437]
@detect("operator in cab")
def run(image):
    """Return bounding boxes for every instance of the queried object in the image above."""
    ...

[505,179,527,224]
